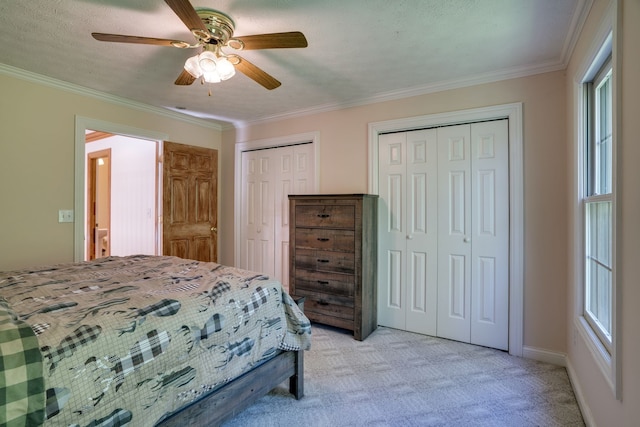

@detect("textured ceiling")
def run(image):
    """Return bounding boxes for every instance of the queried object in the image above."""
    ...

[0,0,589,127]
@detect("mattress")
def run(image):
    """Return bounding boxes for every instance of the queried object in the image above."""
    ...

[0,255,311,427]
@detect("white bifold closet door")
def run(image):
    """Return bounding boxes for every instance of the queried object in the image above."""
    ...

[378,120,509,350]
[240,143,314,288]
[378,128,439,336]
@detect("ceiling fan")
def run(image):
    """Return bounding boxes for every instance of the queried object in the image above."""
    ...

[91,0,308,90]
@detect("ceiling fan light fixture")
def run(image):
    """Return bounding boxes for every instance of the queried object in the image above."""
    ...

[215,56,236,80]
[202,70,221,83]
[184,49,236,84]
[198,51,218,73]
[184,55,203,78]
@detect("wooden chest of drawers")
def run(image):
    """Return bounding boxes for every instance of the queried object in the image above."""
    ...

[289,194,378,340]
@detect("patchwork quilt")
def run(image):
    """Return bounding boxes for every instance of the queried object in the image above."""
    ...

[0,255,311,427]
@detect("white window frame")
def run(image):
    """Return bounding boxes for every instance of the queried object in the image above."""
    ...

[573,0,620,399]
[583,58,613,351]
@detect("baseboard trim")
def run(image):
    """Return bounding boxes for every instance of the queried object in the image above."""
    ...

[522,345,567,366]
[565,358,596,427]
[522,346,595,426]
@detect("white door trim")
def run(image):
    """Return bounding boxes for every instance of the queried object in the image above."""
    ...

[234,131,321,266]
[368,103,524,357]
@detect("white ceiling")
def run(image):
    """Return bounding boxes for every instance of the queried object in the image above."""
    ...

[0,0,590,127]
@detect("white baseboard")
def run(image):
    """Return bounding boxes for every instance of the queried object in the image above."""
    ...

[522,345,567,366]
[522,346,595,426]
[565,358,596,427]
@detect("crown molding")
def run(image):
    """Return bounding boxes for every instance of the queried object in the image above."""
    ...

[1,0,593,133]
[233,60,562,129]
[561,0,595,69]
[232,0,594,129]
[0,63,225,131]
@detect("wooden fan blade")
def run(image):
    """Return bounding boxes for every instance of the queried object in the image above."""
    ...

[164,0,208,32]
[175,69,196,85]
[92,33,184,47]
[234,31,308,50]
[232,56,281,90]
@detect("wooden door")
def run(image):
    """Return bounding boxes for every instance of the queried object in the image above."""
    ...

[163,141,218,262]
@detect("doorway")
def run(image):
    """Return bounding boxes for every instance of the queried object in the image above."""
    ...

[87,148,111,259]
[84,132,159,260]
[368,103,524,356]
[74,117,169,262]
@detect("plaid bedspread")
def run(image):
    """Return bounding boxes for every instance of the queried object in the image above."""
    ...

[0,300,45,426]
[0,255,311,427]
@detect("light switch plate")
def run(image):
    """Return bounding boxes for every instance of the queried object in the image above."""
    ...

[58,209,74,223]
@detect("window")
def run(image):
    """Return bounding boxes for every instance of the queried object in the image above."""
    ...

[583,57,613,352]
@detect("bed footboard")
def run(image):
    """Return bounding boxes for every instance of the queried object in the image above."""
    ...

[157,349,303,426]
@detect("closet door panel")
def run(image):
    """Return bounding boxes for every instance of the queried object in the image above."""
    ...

[241,150,274,275]
[405,130,438,335]
[275,146,294,288]
[437,124,472,343]
[378,132,408,329]
[470,120,509,350]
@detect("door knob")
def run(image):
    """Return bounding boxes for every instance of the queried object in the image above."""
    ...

[464,237,471,243]
[211,227,217,232]
[407,235,413,240]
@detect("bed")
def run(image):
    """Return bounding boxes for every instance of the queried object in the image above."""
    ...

[0,255,311,427]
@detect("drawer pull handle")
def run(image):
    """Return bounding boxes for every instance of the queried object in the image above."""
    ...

[317,237,330,242]
[317,300,329,306]
[317,259,330,263]
[317,214,331,218]
[317,280,329,285]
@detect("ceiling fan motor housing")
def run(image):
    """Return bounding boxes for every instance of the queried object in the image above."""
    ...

[195,8,235,45]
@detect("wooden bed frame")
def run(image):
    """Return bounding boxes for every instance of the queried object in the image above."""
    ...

[158,350,303,426]
[158,299,306,426]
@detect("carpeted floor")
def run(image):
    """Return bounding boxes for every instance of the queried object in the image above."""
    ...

[223,324,585,427]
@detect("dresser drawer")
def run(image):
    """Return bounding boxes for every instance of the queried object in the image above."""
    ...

[305,300,354,322]
[295,205,355,228]
[294,269,355,297]
[294,228,355,252]
[293,289,354,321]
[294,249,355,274]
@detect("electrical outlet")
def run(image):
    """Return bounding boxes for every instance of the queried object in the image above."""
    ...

[58,210,74,223]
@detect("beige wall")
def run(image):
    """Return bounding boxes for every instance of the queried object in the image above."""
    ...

[0,72,222,271]
[566,0,640,425]
[222,69,568,354]
[5,2,638,419]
